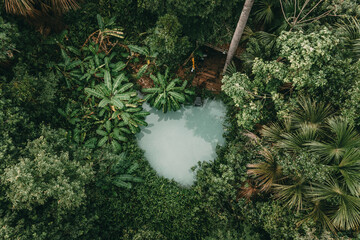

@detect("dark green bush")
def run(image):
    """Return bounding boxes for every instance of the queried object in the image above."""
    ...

[145,14,192,68]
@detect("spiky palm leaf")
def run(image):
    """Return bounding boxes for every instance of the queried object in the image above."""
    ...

[336,17,360,60]
[332,194,360,231]
[5,0,35,16]
[335,149,360,197]
[224,61,237,77]
[261,118,292,142]
[253,0,278,25]
[309,178,360,231]
[308,117,360,164]
[292,96,333,129]
[299,201,335,232]
[278,123,318,151]
[273,179,307,211]
[247,148,282,192]
[5,0,79,17]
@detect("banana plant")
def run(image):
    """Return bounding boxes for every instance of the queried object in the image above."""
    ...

[83,14,124,54]
[96,120,129,152]
[96,152,143,190]
[85,69,149,135]
[128,45,158,78]
[142,68,195,113]
[57,43,127,89]
[57,41,149,150]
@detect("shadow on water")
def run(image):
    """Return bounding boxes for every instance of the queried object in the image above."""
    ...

[184,100,225,145]
[142,103,186,121]
[137,124,153,139]
[156,109,185,121]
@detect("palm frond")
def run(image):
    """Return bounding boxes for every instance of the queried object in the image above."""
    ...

[337,149,360,197]
[278,123,318,151]
[327,117,360,150]
[299,201,335,232]
[50,0,79,15]
[306,141,343,164]
[253,0,278,25]
[332,194,360,231]
[254,31,277,45]
[308,177,344,202]
[293,96,333,128]
[309,117,360,163]
[247,148,282,192]
[261,121,288,142]
[337,17,360,41]
[273,179,307,211]
[5,0,35,16]
[224,61,237,76]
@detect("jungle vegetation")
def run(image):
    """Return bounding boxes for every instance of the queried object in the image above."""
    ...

[1,0,360,239]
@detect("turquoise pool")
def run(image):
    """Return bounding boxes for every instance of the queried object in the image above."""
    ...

[137,99,226,185]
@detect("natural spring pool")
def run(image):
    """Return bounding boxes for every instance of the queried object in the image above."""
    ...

[136,99,226,186]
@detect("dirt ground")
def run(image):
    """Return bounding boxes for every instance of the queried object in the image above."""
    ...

[134,46,242,93]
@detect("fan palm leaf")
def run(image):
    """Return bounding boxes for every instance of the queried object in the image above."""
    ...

[5,0,79,16]
[247,148,282,192]
[278,123,318,151]
[292,96,333,129]
[308,178,360,230]
[253,0,278,25]
[50,0,79,15]
[328,117,360,150]
[273,178,307,211]
[261,118,292,142]
[336,17,360,60]
[336,149,360,197]
[308,117,360,163]
[299,201,335,232]
[332,194,360,230]
[308,178,344,202]
[5,0,36,16]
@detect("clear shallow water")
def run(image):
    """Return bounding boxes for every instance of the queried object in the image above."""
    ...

[136,99,226,186]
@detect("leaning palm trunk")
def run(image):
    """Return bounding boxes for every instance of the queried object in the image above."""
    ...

[223,0,254,74]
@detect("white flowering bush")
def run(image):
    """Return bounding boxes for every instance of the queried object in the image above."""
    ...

[2,129,93,211]
[222,27,358,130]
[222,73,266,130]
[275,28,342,88]
[342,62,360,127]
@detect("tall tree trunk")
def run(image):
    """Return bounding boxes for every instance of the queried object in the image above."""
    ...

[223,0,255,74]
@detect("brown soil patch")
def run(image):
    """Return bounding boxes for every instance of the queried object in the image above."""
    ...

[132,45,243,93]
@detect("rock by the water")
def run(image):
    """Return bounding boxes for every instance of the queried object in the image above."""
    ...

[194,96,202,106]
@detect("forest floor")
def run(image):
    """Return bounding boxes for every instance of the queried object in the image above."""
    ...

[189,47,226,93]
[135,45,243,93]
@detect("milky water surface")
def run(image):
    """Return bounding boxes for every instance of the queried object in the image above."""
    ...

[136,99,226,185]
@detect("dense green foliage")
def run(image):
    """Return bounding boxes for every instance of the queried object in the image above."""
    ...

[2,0,360,239]
[142,68,194,112]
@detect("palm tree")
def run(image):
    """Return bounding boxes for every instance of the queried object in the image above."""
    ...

[307,117,360,164]
[4,0,79,17]
[337,17,360,60]
[273,178,307,212]
[309,178,360,231]
[262,97,333,150]
[4,0,80,34]
[247,148,283,192]
[247,97,360,231]
[223,0,255,74]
